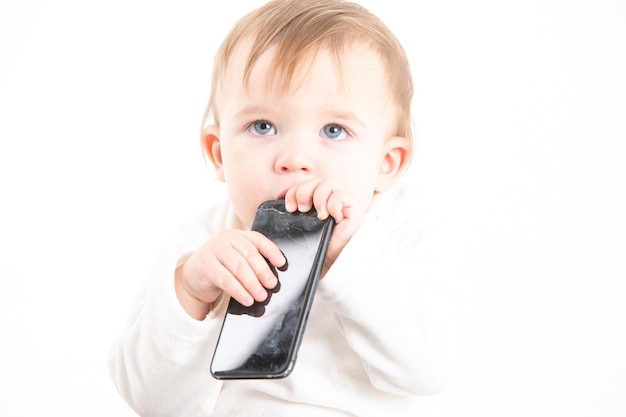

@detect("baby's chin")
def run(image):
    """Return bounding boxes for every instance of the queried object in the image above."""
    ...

[230,207,254,231]
[230,199,266,230]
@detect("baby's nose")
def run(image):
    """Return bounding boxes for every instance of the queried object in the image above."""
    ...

[274,138,314,173]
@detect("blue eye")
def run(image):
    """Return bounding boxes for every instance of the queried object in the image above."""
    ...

[248,120,276,136]
[321,124,347,140]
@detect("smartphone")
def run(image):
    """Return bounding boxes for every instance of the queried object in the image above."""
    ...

[210,199,334,379]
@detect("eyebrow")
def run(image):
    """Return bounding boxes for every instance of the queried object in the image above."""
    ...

[325,109,365,128]
[234,105,270,119]
[233,105,365,128]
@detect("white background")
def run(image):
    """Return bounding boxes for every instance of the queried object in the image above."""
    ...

[1,0,625,416]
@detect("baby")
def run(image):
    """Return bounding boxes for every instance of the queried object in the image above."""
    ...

[109,1,470,415]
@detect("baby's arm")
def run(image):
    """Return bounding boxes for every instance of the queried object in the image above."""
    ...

[318,186,472,396]
[284,180,470,394]
[108,206,285,416]
[108,219,220,416]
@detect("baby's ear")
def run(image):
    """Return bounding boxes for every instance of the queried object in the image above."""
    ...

[203,125,225,182]
[375,136,410,192]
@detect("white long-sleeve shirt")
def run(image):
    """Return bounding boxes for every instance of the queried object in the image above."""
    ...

[108,183,471,416]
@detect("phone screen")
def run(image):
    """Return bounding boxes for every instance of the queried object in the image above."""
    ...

[210,200,334,379]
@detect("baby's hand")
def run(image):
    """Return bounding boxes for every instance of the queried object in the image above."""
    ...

[284,179,366,269]
[175,229,286,320]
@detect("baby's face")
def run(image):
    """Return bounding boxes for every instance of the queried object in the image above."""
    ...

[211,42,399,228]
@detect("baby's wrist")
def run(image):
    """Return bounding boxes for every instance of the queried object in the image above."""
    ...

[174,257,214,320]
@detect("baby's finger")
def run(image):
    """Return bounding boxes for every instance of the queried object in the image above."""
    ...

[284,187,298,212]
[293,179,323,213]
[312,181,333,220]
[209,261,256,307]
[243,231,287,290]
[220,241,270,303]
[248,231,287,271]
[326,191,355,223]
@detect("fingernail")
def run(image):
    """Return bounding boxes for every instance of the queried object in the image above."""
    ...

[256,288,269,302]
[243,295,254,307]
[278,257,288,272]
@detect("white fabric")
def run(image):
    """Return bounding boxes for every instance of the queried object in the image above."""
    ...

[108,182,471,416]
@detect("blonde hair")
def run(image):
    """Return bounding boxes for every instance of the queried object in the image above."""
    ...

[201,0,414,156]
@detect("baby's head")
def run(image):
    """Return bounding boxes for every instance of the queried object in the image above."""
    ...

[202,0,414,227]
[203,0,413,149]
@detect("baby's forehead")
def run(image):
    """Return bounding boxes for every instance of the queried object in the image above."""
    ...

[223,38,385,94]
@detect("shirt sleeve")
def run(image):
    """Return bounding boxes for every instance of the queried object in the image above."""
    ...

[317,183,473,396]
[107,205,231,417]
